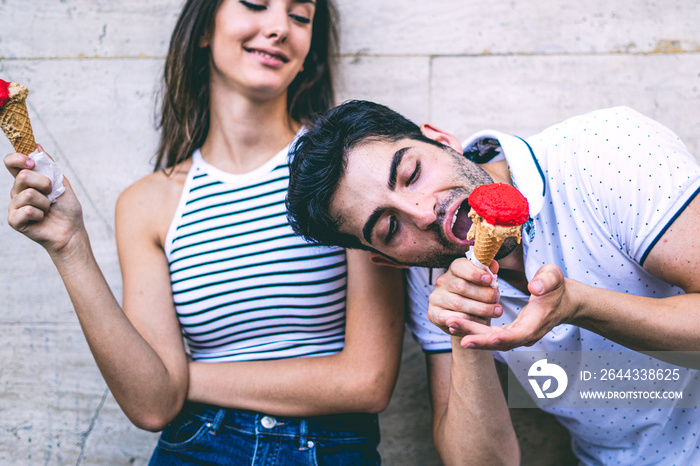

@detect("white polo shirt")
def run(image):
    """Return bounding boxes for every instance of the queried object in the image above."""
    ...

[405,107,700,464]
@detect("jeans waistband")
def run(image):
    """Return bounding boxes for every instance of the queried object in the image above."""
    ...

[181,402,379,442]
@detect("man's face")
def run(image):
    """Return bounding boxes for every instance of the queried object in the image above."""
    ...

[330,137,495,268]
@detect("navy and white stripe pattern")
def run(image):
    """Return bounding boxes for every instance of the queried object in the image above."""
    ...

[165,148,347,362]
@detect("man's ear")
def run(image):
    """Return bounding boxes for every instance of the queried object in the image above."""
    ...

[420,123,463,153]
[369,252,410,269]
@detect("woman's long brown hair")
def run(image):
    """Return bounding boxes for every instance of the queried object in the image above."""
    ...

[154,0,339,172]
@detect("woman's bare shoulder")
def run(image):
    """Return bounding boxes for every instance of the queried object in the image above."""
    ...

[116,160,193,244]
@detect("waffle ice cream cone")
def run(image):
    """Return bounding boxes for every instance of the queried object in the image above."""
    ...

[467,210,522,266]
[0,80,36,155]
[466,183,529,267]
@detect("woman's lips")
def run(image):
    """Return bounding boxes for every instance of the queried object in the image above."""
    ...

[245,47,289,67]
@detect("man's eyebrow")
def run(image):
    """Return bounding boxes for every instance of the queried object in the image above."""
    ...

[388,147,410,191]
[294,0,315,4]
[362,207,385,245]
[362,147,410,244]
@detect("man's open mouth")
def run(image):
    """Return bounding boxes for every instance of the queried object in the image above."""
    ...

[448,199,473,243]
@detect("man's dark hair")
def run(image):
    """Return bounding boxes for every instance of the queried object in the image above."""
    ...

[286,100,443,249]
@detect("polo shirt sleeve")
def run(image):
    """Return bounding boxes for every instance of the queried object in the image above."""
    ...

[404,267,452,353]
[562,107,700,266]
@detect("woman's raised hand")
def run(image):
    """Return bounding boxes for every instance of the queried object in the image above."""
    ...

[4,146,84,255]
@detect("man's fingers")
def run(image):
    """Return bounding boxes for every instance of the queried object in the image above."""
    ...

[446,317,495,336]
[443,257,497,286]
[460,315,545,349]
[528,264,564,296]
[429,308,476,331]
[460,329,521,350]
[428,257,513,337]
[488,259,500,275]
[430,279,499,308]
[459,327,509,348]
[455,265,569,350]
[434,260,500,304]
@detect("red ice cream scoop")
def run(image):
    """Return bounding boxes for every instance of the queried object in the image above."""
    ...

[468,182,529,226]
[466,183,529,266]
[0,79,11,109]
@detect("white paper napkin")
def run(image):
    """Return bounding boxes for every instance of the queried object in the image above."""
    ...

[29,149,65,203]
[466,247,499,289]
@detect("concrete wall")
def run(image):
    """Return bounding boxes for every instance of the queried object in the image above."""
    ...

[0,0,698,464]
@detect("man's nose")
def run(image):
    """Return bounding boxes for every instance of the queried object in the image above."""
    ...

[402,195,438,230]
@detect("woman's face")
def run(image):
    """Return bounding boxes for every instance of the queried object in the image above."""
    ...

[206,0,316,101]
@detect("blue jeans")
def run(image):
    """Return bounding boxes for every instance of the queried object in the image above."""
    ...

[149,402,381,465]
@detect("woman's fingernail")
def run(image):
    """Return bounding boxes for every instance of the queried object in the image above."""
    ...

[464,343,475,349]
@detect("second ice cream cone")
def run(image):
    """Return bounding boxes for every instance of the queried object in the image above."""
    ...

[0,82,36,155]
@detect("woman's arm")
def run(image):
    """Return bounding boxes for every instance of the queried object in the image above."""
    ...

[187,249,405,416]
[5,151,189,431]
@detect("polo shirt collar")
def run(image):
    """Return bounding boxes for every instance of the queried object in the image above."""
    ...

[461,130,545,217]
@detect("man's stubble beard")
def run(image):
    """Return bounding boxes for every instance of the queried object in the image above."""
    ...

[410,146,506,268]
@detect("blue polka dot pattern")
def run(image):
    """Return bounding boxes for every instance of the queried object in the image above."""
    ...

[514,108,700,463]
[405,107,700,464]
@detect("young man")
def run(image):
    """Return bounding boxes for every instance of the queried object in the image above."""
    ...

[286,100,700,464]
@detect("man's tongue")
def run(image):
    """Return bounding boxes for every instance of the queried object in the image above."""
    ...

[452,201,472,240]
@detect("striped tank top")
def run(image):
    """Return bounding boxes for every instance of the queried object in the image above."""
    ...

[164,144,347,362]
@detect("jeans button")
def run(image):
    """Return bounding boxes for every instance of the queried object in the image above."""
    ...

[261,415,276,429]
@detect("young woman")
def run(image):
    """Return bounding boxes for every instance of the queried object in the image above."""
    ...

[4,0,404,463]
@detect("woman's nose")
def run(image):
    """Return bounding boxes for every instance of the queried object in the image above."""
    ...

[264,6,289,42]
